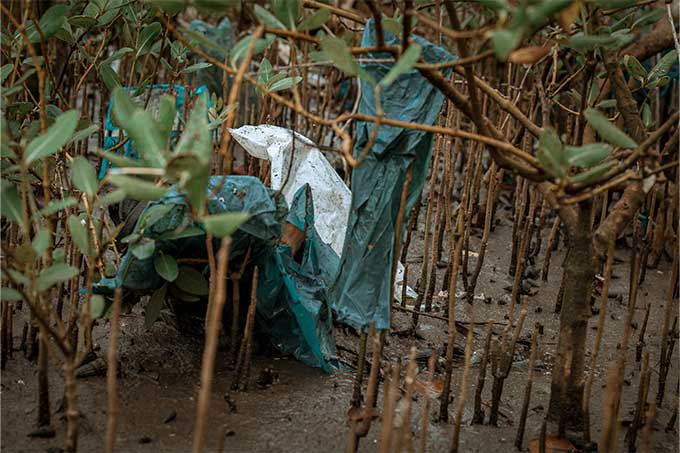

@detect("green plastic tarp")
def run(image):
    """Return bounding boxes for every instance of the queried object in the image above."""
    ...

[94,176,336,371]
[329,19,455,331]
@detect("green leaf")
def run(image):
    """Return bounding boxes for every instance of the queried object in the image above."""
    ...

[594,0,637,9]
[202,212,250,237]
[1,288,23,302]
[68,215,90,255]
[157,95,177,144]
[180,62,213,74]
[154,254,178,281]
[29,4,69,42]
[103,48,134,65]
[0,180,25,230]
[230,34,274,67]
[37,263,79,292]
[32,229,50,256]
[258,57,274,87]
[96,150,144,170]
[145,284,166,328]
[321,37,362,78]
[537,128,566,178]
[25,110,79,164]
[570,160,616,185]
[596,99,618,109]
[269,76,303,92]
[68,124,99,145]
[490,28,523,60]
[632,9,665,30]
[624,55,647,82]
[71,156,98,198]
[646,75,670,89]
[173,93,210,213]
[157,225,204,241]
[254,4,286,29]
[641,103,654,129]
[380,44,421,87]
[274,0,301,29]
[647,50,677,84]
[0,64,14,84]
[68,15,98,29]
[99,63,121,92]
[52,247,66,262]
[137,203,172,230]
[131,237,155,260]
[32,197,77,219]
[583,108,637,149]
[568,33,619,52]
[107,174,167,201]
[89,295,108,319]
[111,88,166,167]
[565,143,613,168]
[175,266,209,296]
[95,189,126,208]
[298,8,331,31]
[137,22,162,57]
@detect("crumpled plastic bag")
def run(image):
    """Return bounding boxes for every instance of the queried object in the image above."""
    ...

[229,124,416,305]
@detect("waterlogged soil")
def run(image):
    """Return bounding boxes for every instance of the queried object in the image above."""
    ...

[2,204,679,453]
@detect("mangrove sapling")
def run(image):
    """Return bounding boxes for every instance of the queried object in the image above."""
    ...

[424,168,447,311]
[461,144,484,296]
[541,217,561,282]
[635,302,652,364]
[379,361,400,453]
[105,288,122,453]
[657,246,679,407]
[466,164,496,305]
[354,325,384,442]
[412,141,442,327]
[194,237,231,453]
[665,406,677,433]
[400,196,421,264]
[351,331,368,408]
[390,165,414,313]
[510,188,538,320]
[509,179,527,277]
[232,266,259,392]
[395,347,418,452]
[400,265,409,308]
[489,297,529,426]
[439,206,465,422]
[419,355,437,453]
[471,320,493,425]
[601,235,646,452]
[641,402,657,453]
[515,322,539,451]
[583,241,615,445]
[625,352,651,452]
[450,308,474,453]
[36,328,53,436]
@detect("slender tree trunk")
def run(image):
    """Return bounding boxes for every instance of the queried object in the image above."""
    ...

[548,201,594,430]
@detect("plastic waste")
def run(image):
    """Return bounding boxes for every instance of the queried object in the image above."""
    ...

[94,176,336,371]
[329,19,455,331]
[229,125,417,306]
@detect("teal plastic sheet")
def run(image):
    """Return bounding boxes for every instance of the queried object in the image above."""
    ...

[329,20,455,331]
[94,176,336,370]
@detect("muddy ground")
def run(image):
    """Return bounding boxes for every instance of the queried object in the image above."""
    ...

[2,199,679,453]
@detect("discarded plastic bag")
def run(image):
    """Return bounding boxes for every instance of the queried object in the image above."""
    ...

[229,125,416,306]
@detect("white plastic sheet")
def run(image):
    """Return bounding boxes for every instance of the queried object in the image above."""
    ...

[230,124,416,302]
